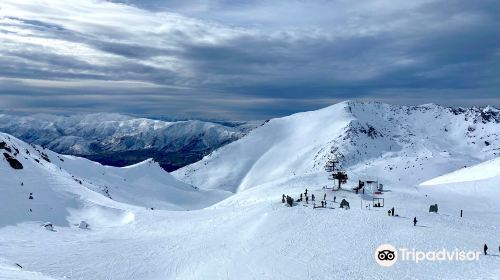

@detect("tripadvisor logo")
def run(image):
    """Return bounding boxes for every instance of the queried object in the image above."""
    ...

[375,243,481,267]
[375,244,397,267]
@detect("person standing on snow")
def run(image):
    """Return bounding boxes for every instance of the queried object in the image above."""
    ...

[305,195,309,204]
[312,194,315,202]
[334,196,336,203]
[323,193,326,201]
[305,189,308,196]
[413,217,417,226]
[484,244,488,255]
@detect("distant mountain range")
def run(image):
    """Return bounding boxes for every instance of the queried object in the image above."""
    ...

[0,113,263,171]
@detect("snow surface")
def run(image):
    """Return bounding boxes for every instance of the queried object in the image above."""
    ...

[1,101,499,279]
[0,258,57,280]
[0,132,229,228]
[421,157,500,185]
[418,157,500,221]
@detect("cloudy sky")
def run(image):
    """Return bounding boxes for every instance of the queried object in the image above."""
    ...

[0,0,499,119]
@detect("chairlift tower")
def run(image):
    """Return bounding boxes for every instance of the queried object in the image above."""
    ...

[325,158,348,190]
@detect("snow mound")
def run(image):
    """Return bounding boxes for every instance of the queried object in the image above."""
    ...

[420,157,500,185]
[419,157,500,210]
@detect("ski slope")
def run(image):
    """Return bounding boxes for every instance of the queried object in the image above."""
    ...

[175,102,355,192]
[418,157,500,219]
[174,101,500,193]
[1,101,499,279]
[0,258,57,280]
[0,132,229,228]
[420,157,500,186]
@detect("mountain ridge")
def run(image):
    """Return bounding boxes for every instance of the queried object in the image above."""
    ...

[173,100,500,193]
[0,113,263,171]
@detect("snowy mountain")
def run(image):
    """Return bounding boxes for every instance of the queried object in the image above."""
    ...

[0,113,262,171]
[0,132,230,227]
[174,101,500,193]
[1,101,499,280]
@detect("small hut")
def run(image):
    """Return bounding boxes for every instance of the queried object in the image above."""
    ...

[429,204,438,213]
[340,199,350,209]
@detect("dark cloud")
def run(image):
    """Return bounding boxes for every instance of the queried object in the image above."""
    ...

[0,0,499,120]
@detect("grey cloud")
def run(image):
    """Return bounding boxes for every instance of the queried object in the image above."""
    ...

[0,0,499,119]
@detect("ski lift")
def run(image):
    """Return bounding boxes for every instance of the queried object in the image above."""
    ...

[328,171,348,190]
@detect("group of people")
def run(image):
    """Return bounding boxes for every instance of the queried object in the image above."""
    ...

[282,189,338,209]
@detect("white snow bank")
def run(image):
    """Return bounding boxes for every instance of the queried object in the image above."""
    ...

[0,258,57,280]
[420,157,500,185]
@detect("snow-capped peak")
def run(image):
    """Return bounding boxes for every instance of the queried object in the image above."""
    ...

[173,101,500,193]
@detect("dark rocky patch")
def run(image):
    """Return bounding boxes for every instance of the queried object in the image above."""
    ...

[40,152,50,162]
[3,152,23,169]
[0,141,12,153]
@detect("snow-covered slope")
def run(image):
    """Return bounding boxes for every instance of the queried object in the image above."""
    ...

[1,102,499,280]
[0,132,229,228]
[174,101,500,193]
[419,157,500,212]
[0,113,262,171]
[420,157,500,186]
[0,258,57,280]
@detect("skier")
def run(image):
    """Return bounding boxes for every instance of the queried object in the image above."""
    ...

[388,210,391,216]
[391,207,395,216]
[484,244,488,255]
[305,195,309,204]
[362,188,365,194]
[321,201,324,208]
[282,194,286,203]
[312,194,315,202]
[334,196,336,203]
[300,193,303,201]
[413,217,417,226]
[323,193,326,201]
[28,193,33,200]
[305,189,308,196]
